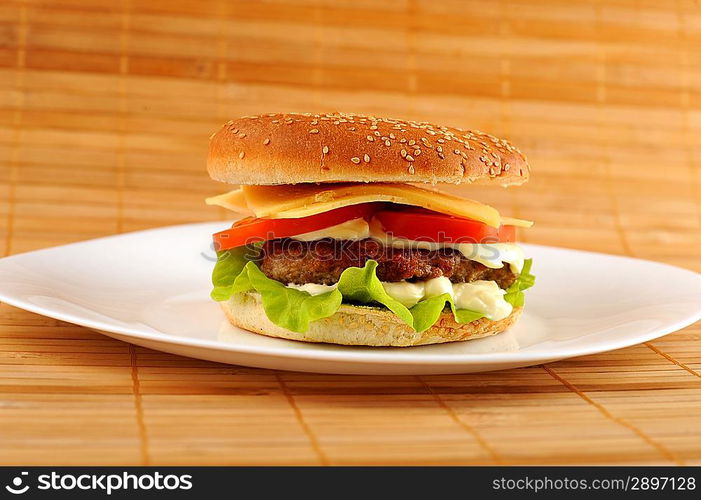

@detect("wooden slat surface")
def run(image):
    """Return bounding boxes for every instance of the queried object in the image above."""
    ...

[1,0,700,465]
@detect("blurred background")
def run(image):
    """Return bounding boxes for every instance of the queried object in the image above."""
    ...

[1,0,700,271]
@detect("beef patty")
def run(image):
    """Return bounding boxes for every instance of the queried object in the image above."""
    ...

[259,238,517,288]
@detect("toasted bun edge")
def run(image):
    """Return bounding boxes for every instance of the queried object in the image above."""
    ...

[221,292,523,347]
[208,112,529,187]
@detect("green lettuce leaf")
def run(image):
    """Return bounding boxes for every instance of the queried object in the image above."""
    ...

[335,262,487,332]
[210,245,252,301]
[211,244,268,301]
[504,258,535,307]
[233,261,343,333]
[335,260,414,327]
[211,250,535,333]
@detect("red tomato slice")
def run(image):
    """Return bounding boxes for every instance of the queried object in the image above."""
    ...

[373,207,516,244]
[213,203,377,251]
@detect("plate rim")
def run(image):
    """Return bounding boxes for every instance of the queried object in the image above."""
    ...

[0,222,700,367]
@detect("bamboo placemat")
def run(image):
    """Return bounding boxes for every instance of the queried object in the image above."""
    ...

[0,0,699,465]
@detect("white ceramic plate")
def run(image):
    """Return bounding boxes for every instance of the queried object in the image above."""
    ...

[0,222,700,375]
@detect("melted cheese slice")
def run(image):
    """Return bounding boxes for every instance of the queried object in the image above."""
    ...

[206,182,533,228]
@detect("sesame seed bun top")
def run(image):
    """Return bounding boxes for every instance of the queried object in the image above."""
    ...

[207,112,529,187]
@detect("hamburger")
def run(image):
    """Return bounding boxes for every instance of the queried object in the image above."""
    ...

[205,112,535,347]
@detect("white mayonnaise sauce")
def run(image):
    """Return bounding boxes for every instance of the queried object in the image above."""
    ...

[286,283,338,295]
[380,281,425,308]
[285,276,512,320]
[380,277,512,320]
[291,217,370,241]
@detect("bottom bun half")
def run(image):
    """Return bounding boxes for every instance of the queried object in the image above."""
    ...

[222,292,523,347]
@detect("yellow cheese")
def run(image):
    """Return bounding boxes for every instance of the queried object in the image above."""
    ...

[206,188,254,216]
[501,216,534,228]
[206,182,533,228]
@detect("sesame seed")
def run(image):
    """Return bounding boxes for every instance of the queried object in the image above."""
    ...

[454,149,460,155]
[400,149,407,158]
[374,131,381,136]
[408,140,416,146]
[364,154,370,163]
[408,165,415,174]
[370,125,378,130]
[399,138,407,143]
[323,145,329,154]
[309,129,319,134]
[437,138,445,143]
[384,140,391,146]
[238,133,246,138]
[406,154,415,162]
[438,153,445,159]
[414,149,421,156]
[239,151,245,159]
[351,157,361,164]
[504,163,510,171]
[436,145,443,153]
[263,138,270,145]
[367,135,375,142]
